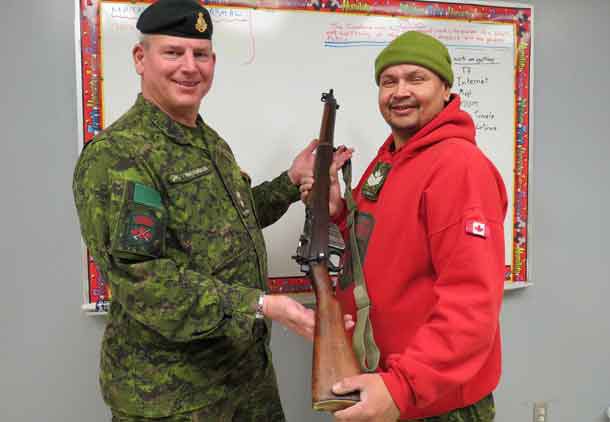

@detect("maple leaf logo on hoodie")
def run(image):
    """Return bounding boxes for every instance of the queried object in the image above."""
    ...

[366,170,384,188]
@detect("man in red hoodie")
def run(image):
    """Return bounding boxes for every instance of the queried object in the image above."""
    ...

[301,31,507,421]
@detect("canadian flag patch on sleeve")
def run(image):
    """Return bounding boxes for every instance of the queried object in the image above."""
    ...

[465,219,487,238]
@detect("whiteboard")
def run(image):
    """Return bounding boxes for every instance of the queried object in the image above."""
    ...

[78,0,533,310]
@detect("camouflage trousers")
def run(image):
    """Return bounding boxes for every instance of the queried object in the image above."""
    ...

[111,363,285,422]
[403,394,495,422]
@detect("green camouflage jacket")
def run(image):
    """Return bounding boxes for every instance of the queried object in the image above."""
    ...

[73,95,300,417]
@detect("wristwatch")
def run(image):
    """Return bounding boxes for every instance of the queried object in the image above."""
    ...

[255,293,266,319]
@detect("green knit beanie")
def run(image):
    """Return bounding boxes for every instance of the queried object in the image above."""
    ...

[374,31,453,86]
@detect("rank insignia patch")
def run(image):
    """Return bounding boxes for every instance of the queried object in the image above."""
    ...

[361,162,392,201]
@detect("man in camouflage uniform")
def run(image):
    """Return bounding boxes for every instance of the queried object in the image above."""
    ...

[73,1,350,420]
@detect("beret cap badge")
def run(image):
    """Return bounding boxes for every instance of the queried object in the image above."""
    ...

[136,0,213,40]
[196,12,207,33]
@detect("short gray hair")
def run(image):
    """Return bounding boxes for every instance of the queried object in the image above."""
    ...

[138,32,150,48]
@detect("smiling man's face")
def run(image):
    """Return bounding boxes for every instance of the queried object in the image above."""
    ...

[133,34,216,126]
[378,63,450,147]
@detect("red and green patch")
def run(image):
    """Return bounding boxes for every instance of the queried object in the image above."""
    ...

[129,214,155,242]
[112,182,166,259]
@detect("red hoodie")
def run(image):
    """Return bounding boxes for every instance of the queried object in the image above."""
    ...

[334,95,508,419]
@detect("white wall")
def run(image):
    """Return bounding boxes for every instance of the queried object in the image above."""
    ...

[1,0,110,419]
[2,0,609,421]
[493,1,610,421]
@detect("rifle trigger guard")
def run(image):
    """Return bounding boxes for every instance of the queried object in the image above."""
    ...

[327,248,343,273]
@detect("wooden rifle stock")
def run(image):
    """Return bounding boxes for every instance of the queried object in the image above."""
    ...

[310,264,361,411]
[296,90,361,412]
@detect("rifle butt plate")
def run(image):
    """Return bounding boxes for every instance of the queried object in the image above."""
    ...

[313,395,359,412]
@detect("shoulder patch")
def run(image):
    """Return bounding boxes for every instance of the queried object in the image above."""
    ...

[465,219,487,238]
[111,181,166,259]
[133,182,162,209]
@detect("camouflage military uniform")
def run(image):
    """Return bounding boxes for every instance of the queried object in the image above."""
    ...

[73,95,300,419]
[403,394,495,422]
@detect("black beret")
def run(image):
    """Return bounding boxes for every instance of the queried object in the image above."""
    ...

[136,0,213,40]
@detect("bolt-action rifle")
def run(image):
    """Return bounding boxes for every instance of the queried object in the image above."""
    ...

[293,90,361,412]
